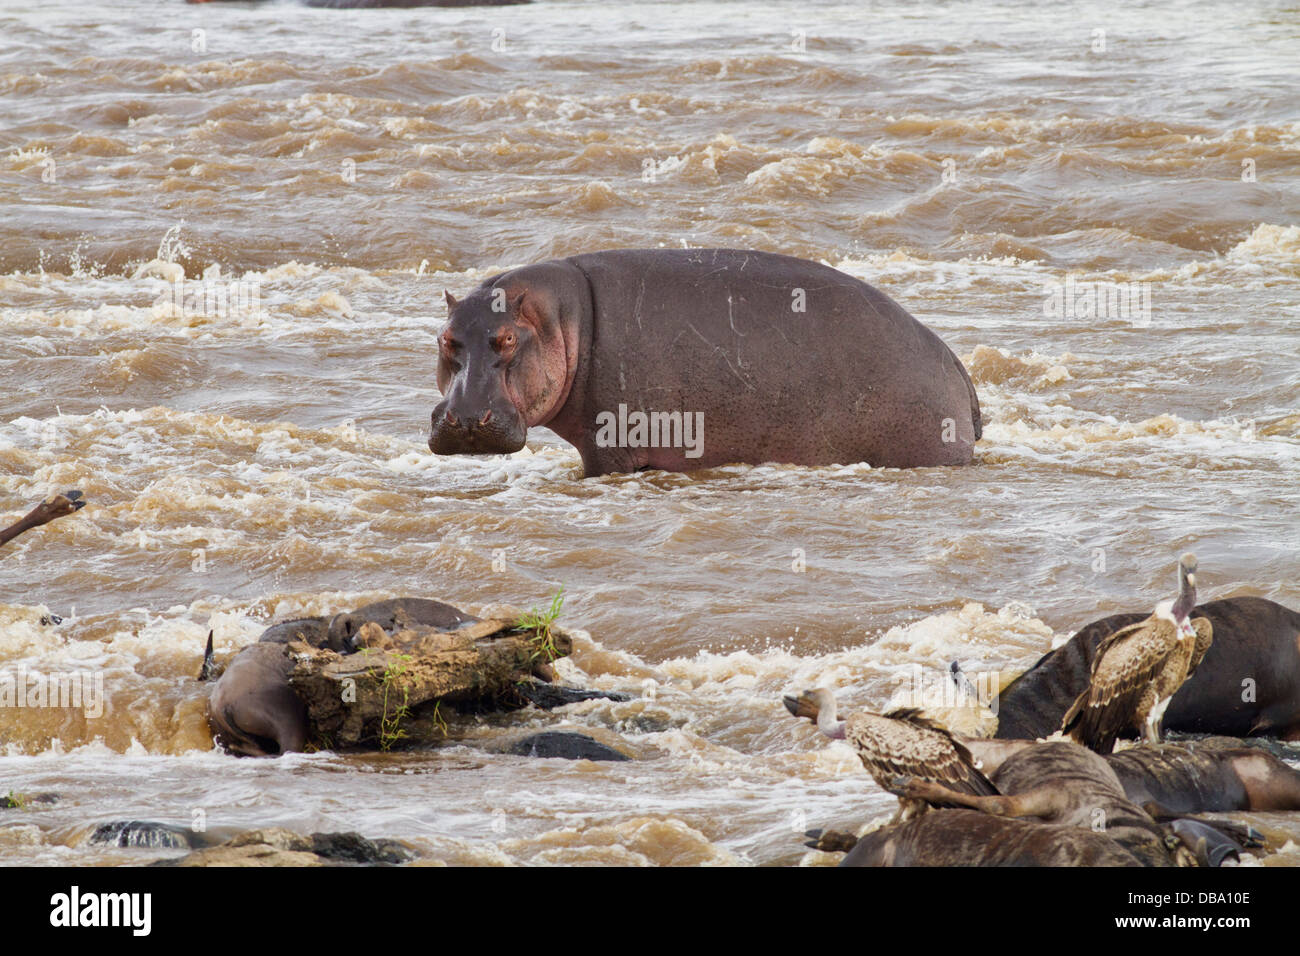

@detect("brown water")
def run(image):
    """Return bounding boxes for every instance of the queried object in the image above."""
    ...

[1,0,1298,865]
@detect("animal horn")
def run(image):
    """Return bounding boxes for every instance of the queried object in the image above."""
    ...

[198,630,215,682]
[949,660,979,702]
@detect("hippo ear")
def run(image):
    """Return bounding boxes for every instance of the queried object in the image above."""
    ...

[443,290,459,312]
[511,290,547,330]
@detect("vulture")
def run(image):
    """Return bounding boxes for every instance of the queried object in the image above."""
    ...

[1062,553,1213,754]
[784,687,998,820]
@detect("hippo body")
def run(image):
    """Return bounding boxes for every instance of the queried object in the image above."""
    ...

[429,249,981,476]
[995,597,1300,741]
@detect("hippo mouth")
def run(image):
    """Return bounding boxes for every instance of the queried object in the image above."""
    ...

[428,406,528,456]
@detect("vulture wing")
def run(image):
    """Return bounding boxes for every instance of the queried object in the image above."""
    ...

[1061,617,1177,753]
[848,709,999,802]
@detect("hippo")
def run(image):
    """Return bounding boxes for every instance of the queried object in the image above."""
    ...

[0,490,84,550]
[429,248,981,476]
[995,597,1300,741]
[90,821,214,851]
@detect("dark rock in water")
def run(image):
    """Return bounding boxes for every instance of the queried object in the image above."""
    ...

[513,680,631,710]
[40,613,62,626]
[507,731,630,762]
[310,831,415,864]
[614,713,682,734]
[90,821,209,850]
[1,792,59,809]
[151,827,416,867]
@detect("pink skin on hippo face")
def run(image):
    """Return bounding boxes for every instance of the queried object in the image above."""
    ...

[428,284,576,457]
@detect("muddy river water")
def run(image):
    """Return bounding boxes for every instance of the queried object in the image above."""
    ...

[0,0,1297,864]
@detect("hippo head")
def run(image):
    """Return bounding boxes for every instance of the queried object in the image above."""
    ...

[428,284,573,457]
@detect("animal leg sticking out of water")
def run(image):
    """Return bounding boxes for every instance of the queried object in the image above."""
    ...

[0,490,85,550]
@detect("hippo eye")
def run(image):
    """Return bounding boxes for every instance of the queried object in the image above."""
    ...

[500,331,516,349]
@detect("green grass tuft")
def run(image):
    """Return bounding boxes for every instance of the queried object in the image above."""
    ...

[517,586,565,664]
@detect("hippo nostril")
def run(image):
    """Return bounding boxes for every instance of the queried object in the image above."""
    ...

[478,410,493,427]
[445,411,459,427]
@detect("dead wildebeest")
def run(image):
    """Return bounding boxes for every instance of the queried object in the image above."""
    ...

[199,597,624,757]
[1104,740,1300,815]
[818,740,1257,867]
[996,597,1300,741]
[199,598,475,757]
